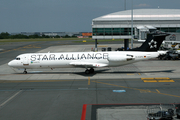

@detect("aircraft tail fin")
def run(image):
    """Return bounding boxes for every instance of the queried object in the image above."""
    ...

[130,31,169,51]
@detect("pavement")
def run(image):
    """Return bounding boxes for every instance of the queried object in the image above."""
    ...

[0,40,180,120]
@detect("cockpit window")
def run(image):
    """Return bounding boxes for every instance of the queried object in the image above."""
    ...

[16,58,20,60]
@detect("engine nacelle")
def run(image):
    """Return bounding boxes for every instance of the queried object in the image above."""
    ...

[107,55,133,62]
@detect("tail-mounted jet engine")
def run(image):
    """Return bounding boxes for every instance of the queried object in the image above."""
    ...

[107,54,134,62]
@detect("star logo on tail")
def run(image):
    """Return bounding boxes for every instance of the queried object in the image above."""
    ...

[148,39,157,49]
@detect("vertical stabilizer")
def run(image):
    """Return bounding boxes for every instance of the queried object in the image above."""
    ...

[130,31,169,51]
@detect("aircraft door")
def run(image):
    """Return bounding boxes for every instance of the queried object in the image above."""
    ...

[23,55,29,66]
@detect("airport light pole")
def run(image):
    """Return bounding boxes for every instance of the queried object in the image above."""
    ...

[124,0,126,10]
[131,0,133,49]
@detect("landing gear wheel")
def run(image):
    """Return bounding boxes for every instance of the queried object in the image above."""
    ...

[23,69,27,74]
[89,68,94,73]
[85,69,90,74]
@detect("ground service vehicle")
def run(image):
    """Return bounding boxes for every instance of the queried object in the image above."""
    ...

[175,104,180,118]
[158,50,179,60]
[147,104,176,120]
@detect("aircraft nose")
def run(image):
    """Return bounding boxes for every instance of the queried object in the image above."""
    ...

[8,61,14,67]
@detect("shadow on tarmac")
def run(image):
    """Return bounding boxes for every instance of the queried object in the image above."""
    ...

[13,69,175,77]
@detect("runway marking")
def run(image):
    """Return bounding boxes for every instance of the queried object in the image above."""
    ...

[140,89,151,93]
[88,77,90,85]
[0,90,22,108]
[91,81,180,98]
[127,74,134,75]
[113,90,126,93]
[143,80,157,82]
[138,73,141,75]
[156,89,160,93]
[141,78,174,82]
[155,77,170,79]
[158,80,174,82]
[98,45,108,47]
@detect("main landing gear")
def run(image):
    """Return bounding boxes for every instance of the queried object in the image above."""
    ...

[85,68,94,74]
[23,69,27,74]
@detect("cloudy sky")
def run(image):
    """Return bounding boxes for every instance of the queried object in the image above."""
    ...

[0,0,180,33]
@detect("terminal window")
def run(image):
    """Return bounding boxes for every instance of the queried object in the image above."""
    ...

[93,28,133,36]
[157,27,180,33]
[93,27,180,36]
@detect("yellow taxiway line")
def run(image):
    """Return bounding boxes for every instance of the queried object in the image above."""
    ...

[91,80,180,98]
[141,77,174,82]
[88,77,90,85]
[156,89,160,93]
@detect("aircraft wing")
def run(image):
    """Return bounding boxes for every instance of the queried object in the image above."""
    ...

[69,62,108,68]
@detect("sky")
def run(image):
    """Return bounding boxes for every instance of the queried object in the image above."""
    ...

[0,0,180,33]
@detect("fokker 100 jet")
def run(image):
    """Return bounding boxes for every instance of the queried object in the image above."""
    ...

[8,31,168,74]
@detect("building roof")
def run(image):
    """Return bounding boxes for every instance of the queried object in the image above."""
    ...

[93,9,180,21]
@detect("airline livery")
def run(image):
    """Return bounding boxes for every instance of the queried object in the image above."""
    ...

[8,31,168,74]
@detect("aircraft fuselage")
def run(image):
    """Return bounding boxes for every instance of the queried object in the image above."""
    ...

[8,51,159,69]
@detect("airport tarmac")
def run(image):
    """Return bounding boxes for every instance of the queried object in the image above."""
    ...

[0,40,180,120]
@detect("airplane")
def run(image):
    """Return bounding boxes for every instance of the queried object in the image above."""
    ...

[8,31,169,74]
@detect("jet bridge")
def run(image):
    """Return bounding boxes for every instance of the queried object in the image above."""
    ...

[135,25,180,49]
[134,25,157,40]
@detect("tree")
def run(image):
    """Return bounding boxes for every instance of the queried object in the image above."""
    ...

[64,35,70,38]
[42,34,50,38]
[55,35,60,38]
[0,32,10,39]
[72,35,77,38]
[29,34,39,39]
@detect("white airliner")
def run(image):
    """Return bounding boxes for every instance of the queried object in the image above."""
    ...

[8,31,168,74]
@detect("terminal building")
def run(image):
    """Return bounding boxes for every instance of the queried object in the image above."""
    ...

[92,9,180,40]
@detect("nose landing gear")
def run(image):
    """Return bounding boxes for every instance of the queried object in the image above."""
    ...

[23,69,27,74]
